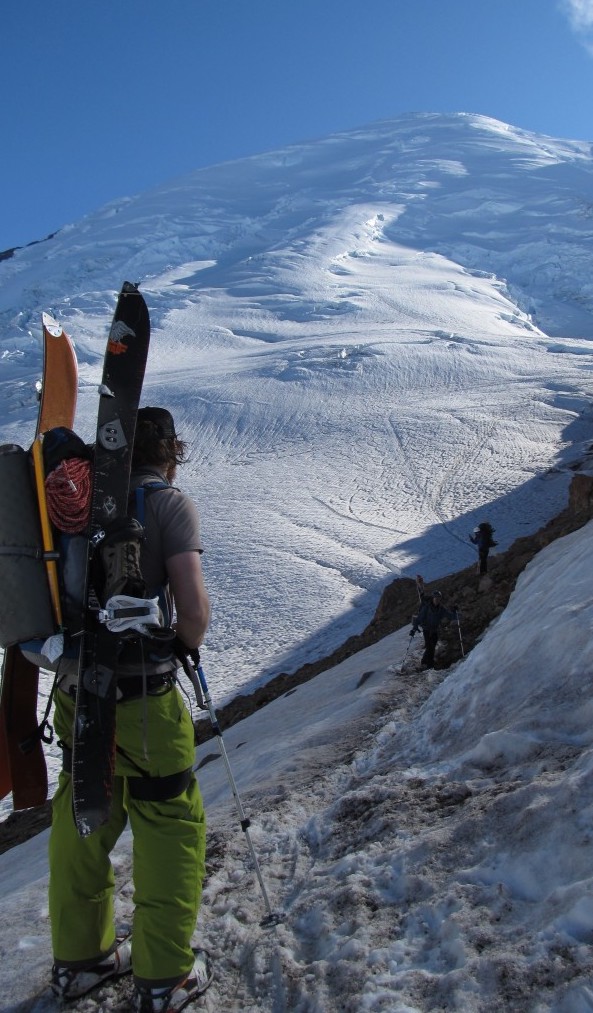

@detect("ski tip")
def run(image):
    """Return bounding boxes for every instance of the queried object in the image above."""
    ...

[42,311,63,338]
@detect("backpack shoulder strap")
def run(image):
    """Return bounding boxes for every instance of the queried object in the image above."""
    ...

[132,481,170,525]
[130,481,173,627]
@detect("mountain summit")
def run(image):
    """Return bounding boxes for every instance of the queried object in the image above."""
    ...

[1,111,593,703]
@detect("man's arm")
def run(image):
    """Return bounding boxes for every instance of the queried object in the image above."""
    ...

[166,550,210,649]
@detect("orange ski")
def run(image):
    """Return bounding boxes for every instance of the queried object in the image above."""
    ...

[38,313,78,435]
[0,312,77,809]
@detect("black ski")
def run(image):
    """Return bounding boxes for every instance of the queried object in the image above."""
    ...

[71,282,150,836]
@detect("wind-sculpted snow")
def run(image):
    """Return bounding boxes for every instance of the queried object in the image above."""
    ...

[1,112,593,812]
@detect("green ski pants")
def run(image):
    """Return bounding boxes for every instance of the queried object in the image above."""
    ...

[49,685,206,986]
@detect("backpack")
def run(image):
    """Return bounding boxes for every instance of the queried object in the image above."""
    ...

[0,429,92,667]
[0,442,57,648]
[477,522,497,548]
[127,479,172,628]
[0,429,176,757]
[0,428,170,668]
[0,429,93,650]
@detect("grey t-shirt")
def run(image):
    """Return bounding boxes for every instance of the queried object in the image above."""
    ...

[130,468,203,598]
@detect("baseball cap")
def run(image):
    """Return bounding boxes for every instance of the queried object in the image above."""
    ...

[137,406,177,439]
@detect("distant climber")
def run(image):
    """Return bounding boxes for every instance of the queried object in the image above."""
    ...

[410,590,458,669]
[470,521,497,575]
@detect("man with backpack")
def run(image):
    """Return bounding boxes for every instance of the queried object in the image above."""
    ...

[410,590,458,670]
[49,407,213,1013]
[470,520,497,575]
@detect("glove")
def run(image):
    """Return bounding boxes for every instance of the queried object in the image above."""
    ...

[409,629,416,637]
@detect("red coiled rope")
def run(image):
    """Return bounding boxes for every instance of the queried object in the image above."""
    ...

[45,458,93,534]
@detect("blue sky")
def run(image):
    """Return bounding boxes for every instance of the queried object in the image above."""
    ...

[2,0,593,251]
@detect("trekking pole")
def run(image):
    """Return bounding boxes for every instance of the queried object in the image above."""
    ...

[456,612,465,657]
[399,635,414,673]
[175,640,281,927]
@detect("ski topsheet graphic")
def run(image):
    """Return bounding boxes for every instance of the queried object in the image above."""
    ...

[72,282,150,836]
[0,314,78,810]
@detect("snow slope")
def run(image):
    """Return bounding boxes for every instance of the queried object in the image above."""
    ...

[2,114,593,713]
[3,520,593,1010]
[1,111,593,813]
